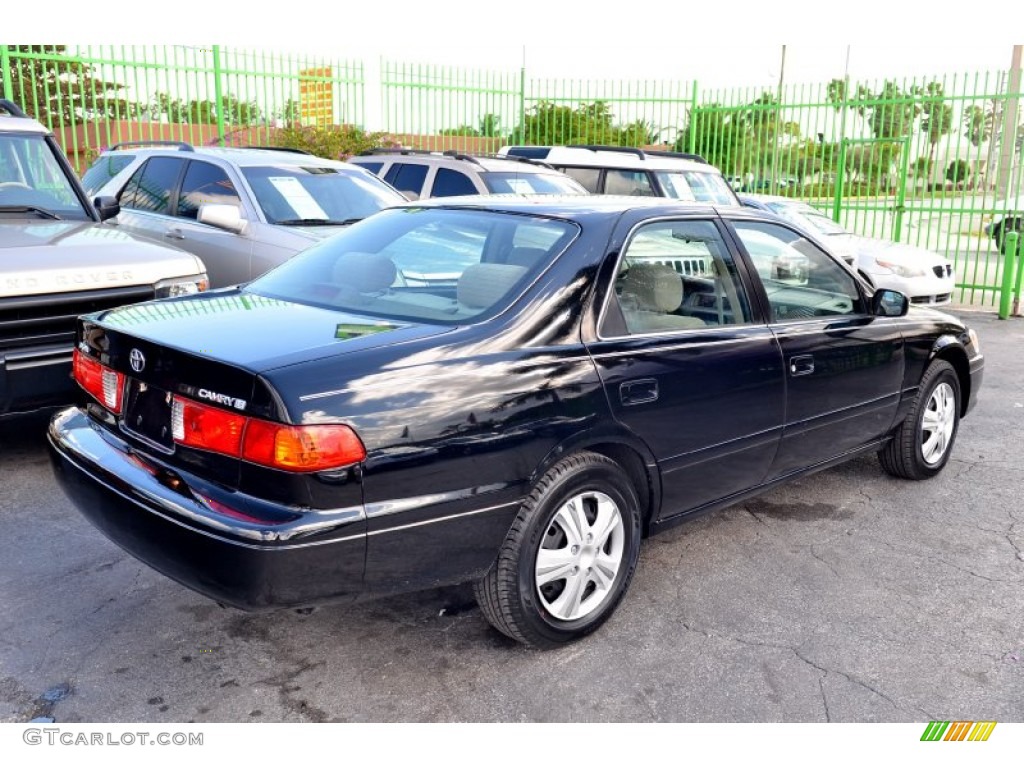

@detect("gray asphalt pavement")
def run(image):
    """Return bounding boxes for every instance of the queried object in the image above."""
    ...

[1,311,1021,723]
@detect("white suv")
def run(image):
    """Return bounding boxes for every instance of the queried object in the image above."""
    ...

[348,149,588,200]
[500,145,739,205]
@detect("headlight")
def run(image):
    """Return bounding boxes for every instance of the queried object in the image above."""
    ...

[968,327,982,355]
[874,258,927,278]
[154,275,210,298]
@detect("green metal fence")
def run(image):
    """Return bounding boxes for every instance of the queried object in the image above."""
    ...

[0,44,365,171]
[3,44,1021,308]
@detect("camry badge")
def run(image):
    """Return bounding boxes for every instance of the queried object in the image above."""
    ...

[129,348,146,373]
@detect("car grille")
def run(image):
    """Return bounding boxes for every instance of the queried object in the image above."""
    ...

[910,293,952,305]
[0,286,156,352]
[933,264,953,278]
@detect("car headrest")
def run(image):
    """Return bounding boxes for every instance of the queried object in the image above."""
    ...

[457,263,528,309]
[621,263,682,313]
[332,252,397,292]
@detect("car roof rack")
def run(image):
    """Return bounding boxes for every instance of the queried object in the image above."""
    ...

[109,140,194,152]
[442,150,555,170]
[358,148,436,156]
[567,144,710,165]
[0,99,29,118]
[643,148,710,164]
[244,145,313,155]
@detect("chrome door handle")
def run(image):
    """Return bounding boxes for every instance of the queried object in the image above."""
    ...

[789,355,815,376]
[165,228,185,240]
[619,378,658,406]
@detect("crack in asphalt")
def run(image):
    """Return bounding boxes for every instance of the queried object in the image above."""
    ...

[809,545,840,578]
[678,619,936,721]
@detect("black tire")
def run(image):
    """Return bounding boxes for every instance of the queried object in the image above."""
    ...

[474,451,642,648]
[878,359,961,480]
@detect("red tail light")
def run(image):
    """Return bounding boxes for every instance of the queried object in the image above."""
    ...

[171,395,365,472]
[73,349,124,414]
[171,397,246,456]
[242,420,366,472]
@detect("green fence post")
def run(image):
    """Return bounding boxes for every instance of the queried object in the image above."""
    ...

[1011,232,1024,316]
[0,45,12,101]
[212,45,225,146]
[688,80,698,155]
[518,64,526,144]
[999,231,1019,319]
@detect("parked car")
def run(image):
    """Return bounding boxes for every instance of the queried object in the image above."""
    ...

[0,100,208,418]
[86,142,407,288]
[741,194,956,306]
[348,149,588,200]
[499,145,740,205]
[49,195,984,648]
[982,197,1022,252]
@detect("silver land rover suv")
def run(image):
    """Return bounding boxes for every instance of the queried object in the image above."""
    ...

[0,100,208,417]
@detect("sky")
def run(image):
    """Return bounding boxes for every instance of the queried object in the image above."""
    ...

[12,2,1020,91]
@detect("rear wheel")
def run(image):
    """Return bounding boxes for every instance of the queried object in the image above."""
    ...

[474,451,642,648]
[879,359,960,480]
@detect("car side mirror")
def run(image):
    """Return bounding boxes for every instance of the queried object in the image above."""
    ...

[93,195,120,221]
[198,203,246,234]
[872,288,909,317]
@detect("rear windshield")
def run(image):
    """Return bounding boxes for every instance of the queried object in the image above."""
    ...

[247,207,578,325]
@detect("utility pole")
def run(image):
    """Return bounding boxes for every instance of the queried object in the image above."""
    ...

[995,45,1022,204]
[770,45,786,195]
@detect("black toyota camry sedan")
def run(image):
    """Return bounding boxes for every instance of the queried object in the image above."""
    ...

[49,196,984,648]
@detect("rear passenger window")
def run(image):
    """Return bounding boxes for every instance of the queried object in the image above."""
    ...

[177,161,240,220]
[384,163,428,198]
[120,157,185,214]
[603,220,752,336]
[604,170,654,196]
[432,168,478,197]
[561,167,600,192]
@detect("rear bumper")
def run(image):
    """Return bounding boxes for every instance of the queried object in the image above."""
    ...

[0,344,76,416]
[47,407,366,609]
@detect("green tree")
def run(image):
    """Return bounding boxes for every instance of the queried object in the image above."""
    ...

[963,103,995,147]
[439,124,480,137]
[478,113,502,138]
[4,44,139,125]
[946,159,969,185]
[517,100,618,145]
[675,104,743,173]
[918,82,954,171]
[272,123,399,160]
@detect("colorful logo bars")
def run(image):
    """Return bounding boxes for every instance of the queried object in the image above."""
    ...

[921,721,997,741]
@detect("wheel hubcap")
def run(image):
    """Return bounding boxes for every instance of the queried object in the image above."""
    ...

[535,491,625,622]
[920,382,956,465]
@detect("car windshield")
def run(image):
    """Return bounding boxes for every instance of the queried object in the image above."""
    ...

[241,165,403,224]
[654,171,738,205]
[0,133,90,220]
[247,207,578,325]
[768,202,848,236]
[482,172,587,195]
[81,153,135,195]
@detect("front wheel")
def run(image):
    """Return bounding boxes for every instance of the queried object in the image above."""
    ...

[474,451,642,648]
[879,359,961,480]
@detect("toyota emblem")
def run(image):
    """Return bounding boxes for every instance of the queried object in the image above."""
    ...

[129,348,146,373]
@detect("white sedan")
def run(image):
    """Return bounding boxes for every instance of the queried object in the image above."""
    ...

[741,195,955,306]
